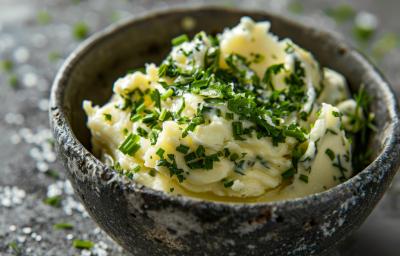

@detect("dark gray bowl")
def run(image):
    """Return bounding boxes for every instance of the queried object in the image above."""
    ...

[49,7,400,256]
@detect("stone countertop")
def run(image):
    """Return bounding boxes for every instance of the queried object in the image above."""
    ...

[0,0,399,255]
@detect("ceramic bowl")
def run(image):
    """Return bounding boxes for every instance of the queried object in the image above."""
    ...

[49,7,400,256]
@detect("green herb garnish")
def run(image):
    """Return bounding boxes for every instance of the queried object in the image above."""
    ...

[176,144,190,154]
[72,239,94,250]
[325,148,335,161]
[54,222,74,230]
[171,34,189,46]
[44,195,62,208]
[73,22,89,40]
[118,133,141,156]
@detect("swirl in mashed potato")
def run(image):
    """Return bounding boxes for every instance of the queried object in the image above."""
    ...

[83,17,365,202]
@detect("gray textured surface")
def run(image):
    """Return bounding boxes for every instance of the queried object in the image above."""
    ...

[1,1,400,256]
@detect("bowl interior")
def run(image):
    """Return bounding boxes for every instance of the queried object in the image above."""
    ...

[62,8,389,171]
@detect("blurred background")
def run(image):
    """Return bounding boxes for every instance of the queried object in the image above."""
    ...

[0,0,399,255]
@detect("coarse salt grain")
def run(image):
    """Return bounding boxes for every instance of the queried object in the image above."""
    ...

[0,186,26,208]
[4,113,25,125]
[14,47,30,63]
[22,227,32,234]
[23,72,38,87]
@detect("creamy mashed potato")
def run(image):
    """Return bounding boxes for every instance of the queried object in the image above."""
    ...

[83,17,364,202]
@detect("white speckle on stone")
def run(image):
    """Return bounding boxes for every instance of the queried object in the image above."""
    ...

[38,98,49,111]
[36,161,49,172]
[35,235,42,242]
[22,227,32,234]
[0,186,26,207]
[17,235,26,243]
[30,147,43,160]
[9,225,17,232]
[4,112,25,125]
[66,234,74,240]
[10,133,21,144]
[320,221,335,237]
[355,11,378,30]
[338,217,345,227]
[14,47,30,63]
[247,244,256,250]
[81,249,91,256]
[93,241,109,256]
[47,181,64,197]
[23,72,38,87]
[63,196,86,216]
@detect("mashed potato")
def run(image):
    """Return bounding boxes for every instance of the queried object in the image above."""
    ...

[83,17,363,202]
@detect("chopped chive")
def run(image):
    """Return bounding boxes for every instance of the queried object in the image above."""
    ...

[177,98,186,115]
[158,64,168,77]
[136,127,148,138]
[8,241,21,254]
[325,148,335,161]
[171,34,189,46]
[136,103,145,113]
[229,153,239,161]
[326,128,338,135]
[149,169,157,177]
[195,145,205,157]
[281,168,296,179]
[8,73,18,88]
[130,114,141,122]
[176,144,190,154]
[224,148,230,157]
[103,113,112,121]
[187,159,204,169]
[53,222,74,230]
[45,169,60,179]
[223,179,234,188]
[161,88,174,100]
[118,133,141,156]
[232,121,243,139]
[72,22,89,40]
[156,148,165,159]
[299,174,309,183]
[72,239,94,250]
[182,122,196,138]
[149,130,159,145]
[225,112,234,120]
[132,165,141,173]
[332,111,343,117]
[151,89,161,110]
[159,109,171,121]
[184,152,197,162]
[0,59,13,72]
[204,157,214,169]
[44,195,62,208]
[142,113,157,124]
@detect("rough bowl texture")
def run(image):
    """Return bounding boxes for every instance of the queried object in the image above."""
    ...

[49,7,400,256]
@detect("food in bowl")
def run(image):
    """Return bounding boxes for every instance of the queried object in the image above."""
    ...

[83,17,370,202]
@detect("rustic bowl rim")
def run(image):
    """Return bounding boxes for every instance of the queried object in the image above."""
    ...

[50,6,400,211]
